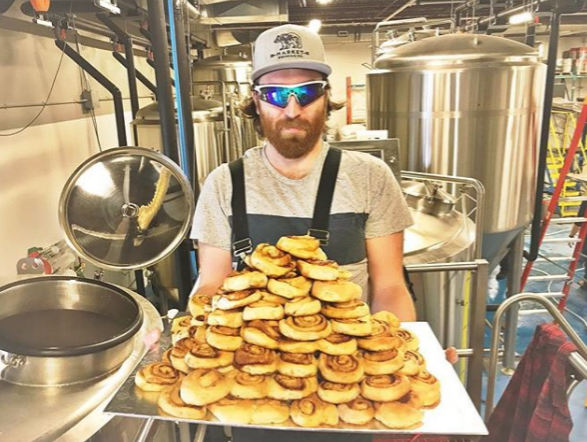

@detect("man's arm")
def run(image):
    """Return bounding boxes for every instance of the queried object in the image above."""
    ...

[191,242,234,297]
[366,231,416,321]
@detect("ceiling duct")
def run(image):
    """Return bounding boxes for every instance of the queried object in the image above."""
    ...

[199,0,287,25]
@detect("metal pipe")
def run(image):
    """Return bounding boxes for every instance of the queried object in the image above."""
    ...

[112,52,158,98]
[96,13,140,144]
[146,58,176,87]
[0,100,85,109]
[146,0,178,163]
[55,39,127,146]
[526,12,561,263]
[503,231,524,370]
[486,293,587,420]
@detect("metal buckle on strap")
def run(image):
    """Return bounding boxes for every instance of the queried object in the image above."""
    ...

[308,229,330,246]
[232,238,253,258]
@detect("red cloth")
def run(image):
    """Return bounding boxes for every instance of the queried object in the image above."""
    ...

[484,322,577,442]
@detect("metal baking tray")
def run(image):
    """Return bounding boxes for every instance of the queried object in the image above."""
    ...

[106,322,488,436]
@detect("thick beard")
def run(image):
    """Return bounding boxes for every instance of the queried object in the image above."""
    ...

[260,109,326,160]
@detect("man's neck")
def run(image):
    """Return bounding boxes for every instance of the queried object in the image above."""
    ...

[264,141,324,180]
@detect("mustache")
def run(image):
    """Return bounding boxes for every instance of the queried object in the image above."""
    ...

[277,119,310,131]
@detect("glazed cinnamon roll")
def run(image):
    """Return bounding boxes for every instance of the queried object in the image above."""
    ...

[243,298,285,321]
[284,296,322,317]
[357,319,405,351]
[267,374,318,400]
[242,320,282,350]
[372,310,401,329]
[290,393,339,427]
[277,352,318,378]
[374,397,424,429]
[158,382,207,419]
[321,299,369,319]
[267,275,312,299]
[170,338,198,373]
[188,293,212,318]
[249,243,296,277]
[209,395,254,424]
[330,316,372,337]
[205,325,243,351]
[222,268,268,292]
[317,333,358,356]
[362,347,405,375]
[276,235,327,260]
[298,259,341,281]
[250,399,290,424]
[360,374,411,402]
[392,328,420,351]
[279,314,332,341]
[180,369,233,406]
[234,343,277,375]
[312,280,362,302]
[396,350,426,376]
[337,397,375,425]
[230,371,268,399]
[213,289,262,311]
[317,381,360,404]
[410,370,441,408]
[135,362,183,391]
[318,353,364,384]
[184,342,234,369]
[207,308,243,328]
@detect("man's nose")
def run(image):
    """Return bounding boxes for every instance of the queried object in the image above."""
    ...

[283,95,302,119]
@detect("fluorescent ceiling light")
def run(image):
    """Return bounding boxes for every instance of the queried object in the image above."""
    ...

[309,19,322,33]
[509,11,533,25]
[317,0,333,4]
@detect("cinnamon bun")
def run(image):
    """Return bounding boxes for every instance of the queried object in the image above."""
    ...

[298,259,341,281]
[284,296,322,317]
[337,397,375,426]
[276,235,327,260]
[392,328,420,351]
[158,382,207,419]
[170,338,198,373]
[207,309,243,328]
[318,353,364,384]
[184,343,234,369]
[209,395,254,424]
[180,369,233,406]
[222,268,268,292]
[267,275,312,299]
[357,319,405,351]
[360,374,411,402]
[267,374,318,401]
[317,333,358,356]
[277,352,318,378]
[188,293,212,318]
[374,399,424,430]
[371,310,401,329]
[213,289,262,311]
[249,243,296,277]
[321,300,369,319]
[279,338,318,354]
[135,362,183,392]
[362,348,405,375]
[234,343,277,375]
[317,381,360,404]
[171,316,192,334]
[279,314,332,341]
[396,351,426,376]
[205,325,243,351]
[243,298,285,321]
[409,370,441,408]
[242,320,281,350]
[312,280,362,303]
[250,399,290,424]
[230,371,268,399]
[330,316,372,337]
[290,393,339,427]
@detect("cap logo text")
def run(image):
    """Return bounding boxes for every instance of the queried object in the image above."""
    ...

[271,32,310,59]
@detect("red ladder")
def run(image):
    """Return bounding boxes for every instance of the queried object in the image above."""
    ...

[521,98,587,312]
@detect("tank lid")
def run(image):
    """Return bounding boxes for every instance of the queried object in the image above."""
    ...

[375,34,539,68]
[135,97,224,121]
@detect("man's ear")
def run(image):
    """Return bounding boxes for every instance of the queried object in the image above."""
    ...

[252,91,260,108]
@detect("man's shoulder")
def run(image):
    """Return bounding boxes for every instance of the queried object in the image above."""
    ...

[338,147,391,176]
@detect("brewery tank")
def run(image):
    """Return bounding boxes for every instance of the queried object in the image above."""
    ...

[368,34,546,270]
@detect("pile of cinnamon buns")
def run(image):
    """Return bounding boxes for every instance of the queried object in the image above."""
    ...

[135,235,441,430]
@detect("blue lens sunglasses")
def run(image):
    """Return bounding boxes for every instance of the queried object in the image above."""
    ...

[253,80,328,109]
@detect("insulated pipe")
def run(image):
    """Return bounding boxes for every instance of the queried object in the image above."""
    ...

[146,58,176,87]
[526,11,561,263]
[146,0,178,164]
[113,52,158,98]
[55,39,127,146]
[97,13,140,144]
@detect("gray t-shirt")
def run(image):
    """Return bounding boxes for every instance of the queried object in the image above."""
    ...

[191,142,413,300]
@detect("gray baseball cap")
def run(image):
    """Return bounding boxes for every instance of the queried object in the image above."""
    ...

[251,24,332,83]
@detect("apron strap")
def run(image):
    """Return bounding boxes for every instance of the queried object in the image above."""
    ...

[228,158,252,260]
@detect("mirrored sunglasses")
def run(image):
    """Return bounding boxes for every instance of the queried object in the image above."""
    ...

[254,81,327,108]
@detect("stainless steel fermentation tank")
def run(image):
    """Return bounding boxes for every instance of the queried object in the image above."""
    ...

[368,34,546,270]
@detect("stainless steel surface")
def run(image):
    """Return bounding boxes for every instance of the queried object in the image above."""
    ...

[0,286,163,442]
[107,322,488,437]
[405,259,489,410]
[402,181,456,216]
[192,54,252,98]
[503,232,524,370]
[0,276,142,386]
[59,147,194,271]
[486,293,587,421]
[369,34,546,270]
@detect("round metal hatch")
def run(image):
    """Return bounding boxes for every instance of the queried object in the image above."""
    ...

[59,147,194,271]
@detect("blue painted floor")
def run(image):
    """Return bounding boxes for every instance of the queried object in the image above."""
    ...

[483,224,587,441]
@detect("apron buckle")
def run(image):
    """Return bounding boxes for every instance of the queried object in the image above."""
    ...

[308,229,330,246]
